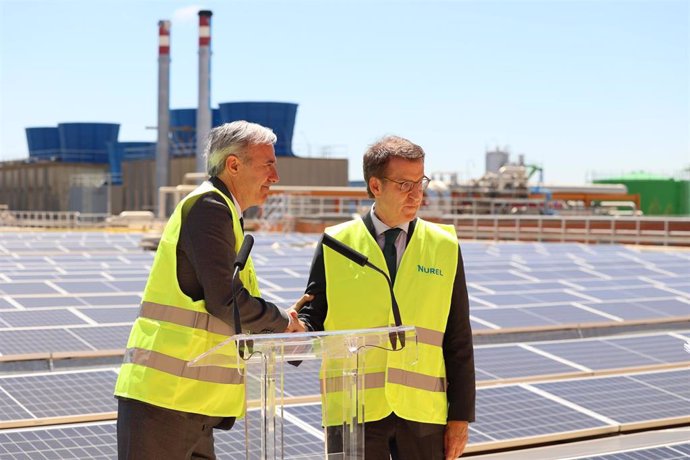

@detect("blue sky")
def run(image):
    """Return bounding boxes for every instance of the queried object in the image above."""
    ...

[1,0,688,184]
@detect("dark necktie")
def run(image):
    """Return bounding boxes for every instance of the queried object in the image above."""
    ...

[383,228,402,284]
[239,217,244,232]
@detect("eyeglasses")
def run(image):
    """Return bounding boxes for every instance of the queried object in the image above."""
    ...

[382,176,431,193]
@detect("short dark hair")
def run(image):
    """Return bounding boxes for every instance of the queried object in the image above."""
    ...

[362,135,425,197]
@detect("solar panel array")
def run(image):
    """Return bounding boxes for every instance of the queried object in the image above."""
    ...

[0,367,687,457]
[1,232,689,458]
[570,442,690,460]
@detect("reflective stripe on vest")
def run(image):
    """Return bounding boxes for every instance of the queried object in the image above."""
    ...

[321,368,446,394]
[139,301,233,336]
[413,326,444,347]
[321,217,457,425]
[124,348,244,385]
[114,181,258,417]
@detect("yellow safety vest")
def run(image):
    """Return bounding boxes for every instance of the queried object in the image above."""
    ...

[114,181,260,417]
[322,218,458,425]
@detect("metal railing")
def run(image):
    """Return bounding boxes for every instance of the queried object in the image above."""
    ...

[0,210,110,228]
[4,187,689,246]
[446,214,690,246]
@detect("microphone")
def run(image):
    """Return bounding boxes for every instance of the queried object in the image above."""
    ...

[321,234,405,349]
[232,234,255,358]
[321,234,368,266]
[234,234,254,270]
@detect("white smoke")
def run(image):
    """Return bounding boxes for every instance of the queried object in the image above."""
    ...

[173,5,204,24]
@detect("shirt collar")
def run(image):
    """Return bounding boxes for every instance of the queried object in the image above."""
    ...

[370,204,409,237]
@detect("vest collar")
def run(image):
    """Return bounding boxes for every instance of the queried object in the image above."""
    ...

[210,176,243,217]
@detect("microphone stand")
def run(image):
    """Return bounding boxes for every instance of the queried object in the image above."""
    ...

[232,234,255,359]
[322,234,406,350]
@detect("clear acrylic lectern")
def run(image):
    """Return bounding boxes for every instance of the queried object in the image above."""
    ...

[189,326,417,460]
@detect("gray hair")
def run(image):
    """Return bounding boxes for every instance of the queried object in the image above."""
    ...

[363,135,425,197]
[204,121,277,177]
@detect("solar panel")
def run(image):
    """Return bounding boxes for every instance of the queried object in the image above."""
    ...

[564,278,659,290]
[585,286,677,301]
[466,272,530,283]
[475,281,574,293]
[0,369,117,419]
[11,296,88,309]
[532,369,690,425]
[76,294,142,307]
[471,307,557,328]
[0,282,60,296]
[474,345,581,380]
[519,268,603,281]
[0,422,118,459]
[627,369,690,401]
[0,391,34,422]
[77,307,138,324]
[2,233,690,458]
[0,329,94,355]
[469,385,613,442]
[281,360,321,397]
[0,298,17,309]
[0,309,87,328]
[471,304,611,329]
[473,291,590,307]
[104,280,147,292]
[69,326,130,350]
[533,333,690,370]
[52,281,121,294]
[566,442,690,459]
[583,298,690,320]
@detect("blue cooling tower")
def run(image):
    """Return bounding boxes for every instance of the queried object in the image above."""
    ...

[170,108,224,157]
[107,142,156,184]
[58,123,120,163]
[170,109,196,156]
[26,127,61,160]
[218,102,297,156]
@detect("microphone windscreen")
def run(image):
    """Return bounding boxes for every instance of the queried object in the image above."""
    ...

[234,234,255,270]
[322,234,368,266]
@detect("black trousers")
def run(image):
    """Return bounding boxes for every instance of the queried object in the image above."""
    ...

[327,413,445,460]
[117,398,235,460]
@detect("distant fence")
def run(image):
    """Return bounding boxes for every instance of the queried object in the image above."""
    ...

[0,210,109,228]
[445,215,690,246]
[4,188,690,246]
[248,190,690,246]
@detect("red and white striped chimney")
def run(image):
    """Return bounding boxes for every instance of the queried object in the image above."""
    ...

[156,20,171,215]
[196,10,213,173]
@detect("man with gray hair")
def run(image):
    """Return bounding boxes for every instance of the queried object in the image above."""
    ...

[115,120,311,459]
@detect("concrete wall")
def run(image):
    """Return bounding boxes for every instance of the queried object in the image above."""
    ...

[0,161,107,211]
[276,157,348,186]
[0,156,348,213]
[120,156,348,212]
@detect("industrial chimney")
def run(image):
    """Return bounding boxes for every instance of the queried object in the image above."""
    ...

[196,10,212,173]
[156,20,171,214]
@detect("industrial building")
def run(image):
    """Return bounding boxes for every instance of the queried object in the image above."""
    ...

[0,102,348,214]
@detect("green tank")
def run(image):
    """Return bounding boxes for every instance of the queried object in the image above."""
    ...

[595,172,690,216]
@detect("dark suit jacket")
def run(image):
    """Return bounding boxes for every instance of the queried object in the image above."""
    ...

[298,212,476,422]
[176,176,288,333]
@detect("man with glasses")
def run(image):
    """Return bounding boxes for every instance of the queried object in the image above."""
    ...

[297,135,475,460]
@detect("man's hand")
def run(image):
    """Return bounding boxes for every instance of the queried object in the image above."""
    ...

[284,294,313,333]
[444,420,468,459]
